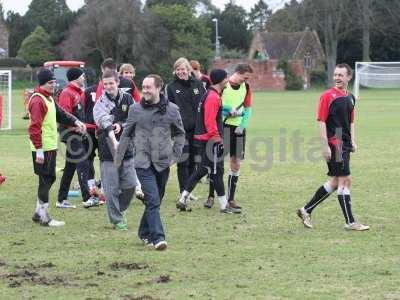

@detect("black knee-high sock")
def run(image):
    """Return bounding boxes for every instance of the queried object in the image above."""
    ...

[227,172,239,202]
[338,193,355,224]
[208,180,215,198]
[304,185,331,214]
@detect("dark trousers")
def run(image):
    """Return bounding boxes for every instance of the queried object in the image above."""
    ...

[136,165,170,244]
[58,136,91,202]
[177,132,198,193]
[186,143,225,196]
[32,151,57,203]
[85,131,98,180]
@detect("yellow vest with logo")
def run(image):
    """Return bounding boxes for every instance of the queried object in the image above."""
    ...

[29,93,58,151]
[222,82,246,127]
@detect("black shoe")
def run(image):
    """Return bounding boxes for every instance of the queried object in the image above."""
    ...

[228,201,242,213]
[204,197,214,209]
[32,212,41,223]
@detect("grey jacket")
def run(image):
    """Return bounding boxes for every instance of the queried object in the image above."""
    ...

[93,90,134,161]
[119,96,185,172]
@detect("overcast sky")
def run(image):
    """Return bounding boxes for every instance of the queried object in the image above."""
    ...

[2,0,288,15]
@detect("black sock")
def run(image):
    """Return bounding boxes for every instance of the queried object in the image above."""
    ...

[338,194,355,224]
[304,185,331,214]
[227,174,239,202]
[208,180,215,198]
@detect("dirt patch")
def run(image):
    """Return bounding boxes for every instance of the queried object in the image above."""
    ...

[15,262,56,269]
[123,296,158,300]
[3,269,68,288]
[109,262,149,271]
[154,275,170,284]
[10,240,25,246]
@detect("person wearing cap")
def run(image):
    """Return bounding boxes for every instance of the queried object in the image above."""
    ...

[28,68,86,227]
[56,68,98,209]
[190,60,211,90]
[205,63,254,213]
[176,69,233,213]
[165,57,206,198]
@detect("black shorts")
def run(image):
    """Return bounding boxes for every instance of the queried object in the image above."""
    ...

[223,124,246,159]
[32,150,57,177]
[326,145,350,177]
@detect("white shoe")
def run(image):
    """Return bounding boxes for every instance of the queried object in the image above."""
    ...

[154,240,167,251]
[344,222,369,231]
[297,208,313,228]
[47,219,65,227]
[189,193,198,201]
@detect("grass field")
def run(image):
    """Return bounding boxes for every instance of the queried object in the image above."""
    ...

[0,88,400,299]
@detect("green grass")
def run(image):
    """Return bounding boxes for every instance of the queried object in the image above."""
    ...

[1,88,400,299]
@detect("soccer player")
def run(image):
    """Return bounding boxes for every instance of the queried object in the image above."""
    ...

[297,63,369,231]
[29,68,85,227]
[56,68,96,209]
[176,69,232,213]
[165,57,206,198]
[204,64,254,213]
[93,70,137,231]
[118,74,185,250]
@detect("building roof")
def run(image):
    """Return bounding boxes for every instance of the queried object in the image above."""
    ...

[248,28,325,61]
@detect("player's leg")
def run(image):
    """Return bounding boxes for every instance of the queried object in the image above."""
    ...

[337,175,369,231]
[227,126,245,212]
[297,176,337,228]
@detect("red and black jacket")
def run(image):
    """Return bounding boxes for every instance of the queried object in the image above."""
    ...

[317,87,355,150]
[194,87,223,144]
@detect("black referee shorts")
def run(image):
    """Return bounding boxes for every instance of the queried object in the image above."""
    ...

[223,124,246,160]
[326,145,351,177]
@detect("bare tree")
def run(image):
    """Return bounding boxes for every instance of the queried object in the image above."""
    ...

[60,0,168,70]
[302,0,351,86]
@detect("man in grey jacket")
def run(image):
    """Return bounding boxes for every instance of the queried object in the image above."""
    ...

[93,70,137,231]
[118,74,185,250]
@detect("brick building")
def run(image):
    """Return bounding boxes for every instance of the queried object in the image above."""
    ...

[212,27,325,91]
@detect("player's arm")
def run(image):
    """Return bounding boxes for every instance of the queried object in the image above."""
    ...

[238,83,253,130]
[204,96,222,143]
[28,96,47,163]
[319,121,331,161]
[317,93,331,161]
[350,109,356,152]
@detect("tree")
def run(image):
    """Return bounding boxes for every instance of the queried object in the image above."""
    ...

[24,0,74,46]
[248,0,272,32]
[149,4,212,80]
[146,0,198,10]
[301,0,351,86]
[5,12,31,57]
[60,0,169,75]
[219,1,251,51]
[266,0,303,32]
[17,26,56,66]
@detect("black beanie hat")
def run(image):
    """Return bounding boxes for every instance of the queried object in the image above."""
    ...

[37,68,56,86]
[210,69,227,85]
[67,68,84,81]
